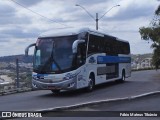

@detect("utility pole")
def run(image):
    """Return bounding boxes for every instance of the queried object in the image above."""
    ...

[16,58,19,88]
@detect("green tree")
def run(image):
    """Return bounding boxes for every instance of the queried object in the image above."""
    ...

[139,5,160,69]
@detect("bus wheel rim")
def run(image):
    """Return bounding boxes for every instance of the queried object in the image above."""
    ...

[122,74,125,80]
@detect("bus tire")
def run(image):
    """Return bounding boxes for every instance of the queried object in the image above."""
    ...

[86,74,95,92]
[120,70,125,82]
[51,90,60,94]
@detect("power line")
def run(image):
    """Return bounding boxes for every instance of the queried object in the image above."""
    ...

[9,0,72,28]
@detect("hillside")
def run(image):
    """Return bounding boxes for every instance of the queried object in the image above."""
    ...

[0,55,33,63]
[131,53,153,62]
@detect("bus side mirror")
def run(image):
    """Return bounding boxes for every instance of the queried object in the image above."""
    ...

[72,40,85,54]
[25,43,36,56]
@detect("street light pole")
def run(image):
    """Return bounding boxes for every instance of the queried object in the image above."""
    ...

[76,4,120,30]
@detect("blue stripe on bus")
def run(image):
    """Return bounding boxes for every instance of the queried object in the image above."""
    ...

[97,56,131,64]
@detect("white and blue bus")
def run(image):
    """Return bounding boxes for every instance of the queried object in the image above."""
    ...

[25,28,131,93]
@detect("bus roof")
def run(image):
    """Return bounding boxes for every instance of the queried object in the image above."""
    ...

[39,27,89,38]
[39,27,129,43]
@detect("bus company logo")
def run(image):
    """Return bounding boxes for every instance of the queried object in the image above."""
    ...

[89,57,96,63]
[64,71,81,80]
[2,112,11,117]
[64,73,76,80]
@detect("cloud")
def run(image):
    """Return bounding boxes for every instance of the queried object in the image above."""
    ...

[76,0,109,5]
[0,27,40,39]
[0,38,11,43]
[16,0,43,7]
[0,0,159,56]
[0,4,16,24]
[0,16,31,25]
[100,0,158,21]
[0,4,16,16]
[107,5,155,21]
[0,2,32,25]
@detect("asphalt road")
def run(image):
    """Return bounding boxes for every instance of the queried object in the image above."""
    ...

[0,70,160,111]
[39,94,160,120]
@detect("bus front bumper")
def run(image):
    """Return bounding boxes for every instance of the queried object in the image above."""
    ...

[32,79,77,90]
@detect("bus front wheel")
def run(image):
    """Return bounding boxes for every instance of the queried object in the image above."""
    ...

[86,75,95,92]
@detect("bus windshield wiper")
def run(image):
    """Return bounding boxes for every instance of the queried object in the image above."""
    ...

[52,57,62,72]
[40,56,62,73]
[40,42,63,73]
[50,41,63,72]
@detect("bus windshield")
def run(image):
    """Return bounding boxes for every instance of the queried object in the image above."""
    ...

[33,35,77,73]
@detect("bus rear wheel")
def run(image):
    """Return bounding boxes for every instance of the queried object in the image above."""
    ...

[120,70,125,82]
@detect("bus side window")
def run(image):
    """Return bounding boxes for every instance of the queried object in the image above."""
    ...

[105,43,110,54]
[98,38,105,53]
[88,34,96,54]
[88,34,104,55]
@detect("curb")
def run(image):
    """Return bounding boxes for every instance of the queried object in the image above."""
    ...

[36,91,160,112]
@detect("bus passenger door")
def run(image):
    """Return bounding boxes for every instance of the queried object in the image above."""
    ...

[76,43,88,89]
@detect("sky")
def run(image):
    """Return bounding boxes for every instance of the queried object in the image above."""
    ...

[0,0,159,56]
